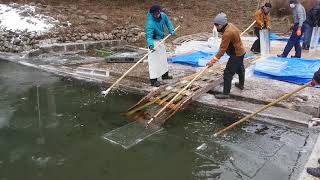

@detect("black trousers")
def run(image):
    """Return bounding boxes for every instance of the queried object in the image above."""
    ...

[223,55,245,95]
[251,27,261,53]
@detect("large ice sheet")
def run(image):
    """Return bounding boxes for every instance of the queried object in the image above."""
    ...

[195,132,284,178]
[102,121,163,149]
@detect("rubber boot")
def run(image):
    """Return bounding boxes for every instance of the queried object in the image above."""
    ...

[307,167,320,177]
[162,72,173,80]
[215,94,230,99]
[235,83,244,90]
[150,79,161,87]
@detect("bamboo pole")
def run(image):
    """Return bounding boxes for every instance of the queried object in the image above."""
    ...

[213,82,311,137]
[126,82,186,116]
[101,25,181,97]
[159,93,176,105]
[240,20,256,37]
[146,66,210,126]
[144,20,258,126]
[126,91,172,116]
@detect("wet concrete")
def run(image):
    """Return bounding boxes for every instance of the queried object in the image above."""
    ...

[197,93,312,126]
[298,132,320,180]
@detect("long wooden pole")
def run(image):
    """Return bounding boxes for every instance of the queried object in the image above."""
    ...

[213,82,311,137]
[240,20,256,37]
[146,65,210,126]
[146,20,258,126]
[101,25,181,97]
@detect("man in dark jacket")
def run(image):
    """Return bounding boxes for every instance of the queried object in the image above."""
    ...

[208,12,246,99]
[302,3,320,50]
[278,0,306,58]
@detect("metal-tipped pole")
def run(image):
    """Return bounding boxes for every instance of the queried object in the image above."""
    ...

[101,26,181,97]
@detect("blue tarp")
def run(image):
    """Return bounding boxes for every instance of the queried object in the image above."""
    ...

[168,51,253,67]
[270,32,320,43]
[254,56,320,86]
[269,33,290,41]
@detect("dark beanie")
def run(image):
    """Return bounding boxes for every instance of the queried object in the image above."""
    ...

[314,68,320,83]
[289,0,298,4]
[149,5,161,14]
[265,3,272,8]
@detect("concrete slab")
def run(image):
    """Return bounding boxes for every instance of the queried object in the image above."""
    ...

[220,74,320,117]
[298,134,320,180]
[197,93,312,127]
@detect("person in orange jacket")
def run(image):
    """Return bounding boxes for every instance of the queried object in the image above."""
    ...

[251,3,272,54]
[207,12,246,99]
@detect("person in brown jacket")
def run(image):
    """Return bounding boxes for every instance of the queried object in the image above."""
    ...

[250,3,272,53]
[208,12,246,99]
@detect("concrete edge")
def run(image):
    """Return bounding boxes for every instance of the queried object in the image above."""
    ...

[0,55,313,130]
[298,133,320,180]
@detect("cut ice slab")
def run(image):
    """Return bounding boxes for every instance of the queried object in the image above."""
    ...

[195,132,284,178]
[102,121,163,149]
[76,67,109,78]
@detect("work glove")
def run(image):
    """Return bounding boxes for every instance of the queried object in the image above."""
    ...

[170,31,176,36]
[148,45,154,50]
[206,62,213,67]
[207,57,218,67]
[311,79,317,86]
[296,27,302,36]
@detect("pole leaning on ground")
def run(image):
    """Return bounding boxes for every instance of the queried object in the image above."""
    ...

[240,20,256,37]
[101,25,181,97]
[146,65,210,127]
[213,82,312,137]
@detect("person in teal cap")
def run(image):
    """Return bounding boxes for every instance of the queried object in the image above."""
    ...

[145,5,175,87]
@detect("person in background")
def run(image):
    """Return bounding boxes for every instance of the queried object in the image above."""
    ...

[251,3,272,54]
[277,0,306,58]
[145,5,175,87]
[207,12,246,99]
[302,2,320,50]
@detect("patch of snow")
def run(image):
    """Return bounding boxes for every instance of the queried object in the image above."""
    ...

[0,3,58,33]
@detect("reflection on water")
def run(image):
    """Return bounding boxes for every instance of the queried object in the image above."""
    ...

[0,61,309,180]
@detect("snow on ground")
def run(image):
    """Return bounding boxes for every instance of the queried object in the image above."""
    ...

[0,3,58,33]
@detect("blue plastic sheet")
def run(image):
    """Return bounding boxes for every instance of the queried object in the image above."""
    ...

[254,56,320,86]
[269,33,289,41]
[270,32,320,43]
[169,51,253,67]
